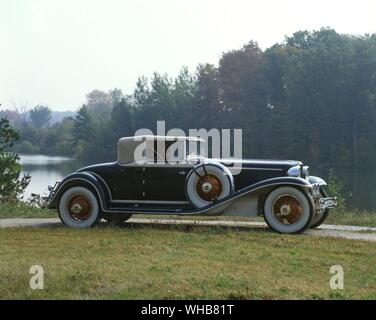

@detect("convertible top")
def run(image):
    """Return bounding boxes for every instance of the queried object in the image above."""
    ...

[117,135,205,164]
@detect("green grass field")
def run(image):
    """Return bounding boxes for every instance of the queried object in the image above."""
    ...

[0,224,375,299]
[0,203,375,299]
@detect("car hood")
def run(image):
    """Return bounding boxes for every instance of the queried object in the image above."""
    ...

[214,158,302,170]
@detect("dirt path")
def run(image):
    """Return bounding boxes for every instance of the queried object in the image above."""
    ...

[1,218,376,242]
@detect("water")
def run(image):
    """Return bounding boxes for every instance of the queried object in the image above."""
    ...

[20,154,79,200]
[18,154,376,210]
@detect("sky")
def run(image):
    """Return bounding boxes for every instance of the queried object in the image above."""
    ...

[1,0,376,111]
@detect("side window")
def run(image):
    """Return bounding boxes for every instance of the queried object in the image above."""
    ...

[166,140,186,164]
[146,140,168,164]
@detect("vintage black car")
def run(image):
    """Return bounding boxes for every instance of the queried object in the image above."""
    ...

[47,135,337,234]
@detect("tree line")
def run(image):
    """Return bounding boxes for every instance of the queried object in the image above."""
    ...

[4,29,376,169]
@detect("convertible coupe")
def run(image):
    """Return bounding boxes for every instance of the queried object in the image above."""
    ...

[47,135,337,234]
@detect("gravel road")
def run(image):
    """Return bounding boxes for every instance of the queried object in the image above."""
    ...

[1,217,376,242]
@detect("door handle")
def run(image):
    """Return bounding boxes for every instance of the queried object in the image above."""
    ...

[178,170,186,175]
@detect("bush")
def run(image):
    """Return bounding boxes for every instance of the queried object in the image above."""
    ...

[327,169,350,212]
[0,118,30,202]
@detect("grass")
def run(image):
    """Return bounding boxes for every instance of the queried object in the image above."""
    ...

[0,202,56,219]
[325,210,376,227]
[0,223,375,299]
[0,202,376,227]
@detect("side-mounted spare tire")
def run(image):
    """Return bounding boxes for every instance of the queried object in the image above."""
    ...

[185,163,235,208]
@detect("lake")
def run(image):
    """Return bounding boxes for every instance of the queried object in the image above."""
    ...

[18,154,376,210]
[20,154,79,200]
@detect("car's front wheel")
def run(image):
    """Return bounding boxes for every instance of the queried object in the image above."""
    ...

[263,186,313,234]
[58,186,101,228]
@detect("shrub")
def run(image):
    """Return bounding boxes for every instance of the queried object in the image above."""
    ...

[0,118,30,202]
[327,169,350,212]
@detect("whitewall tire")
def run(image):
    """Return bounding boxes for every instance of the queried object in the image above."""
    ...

[263,186,313,234]
[58,186,101,228]
[186,163,234,208]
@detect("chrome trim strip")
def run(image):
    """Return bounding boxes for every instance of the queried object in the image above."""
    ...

[229,167,283,171]
[117,162,284,171]
[117,161,194,168]
[112,200,190,204]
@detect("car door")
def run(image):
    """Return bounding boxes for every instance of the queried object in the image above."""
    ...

[109,166,145,202]
[144,164,191,203]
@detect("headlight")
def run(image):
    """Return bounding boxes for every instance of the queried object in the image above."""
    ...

[302,166,309,178]
[287,165,301,177]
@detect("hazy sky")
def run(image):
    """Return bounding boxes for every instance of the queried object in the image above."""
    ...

[1,0,376,111]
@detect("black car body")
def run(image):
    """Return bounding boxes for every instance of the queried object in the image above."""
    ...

[47,135,337,233]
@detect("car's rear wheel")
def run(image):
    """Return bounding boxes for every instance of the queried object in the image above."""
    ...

[310,189,330,229]
[263,186,313,234]
[103,213,132,224]
[58,186,100,228]
[185,163,234,208]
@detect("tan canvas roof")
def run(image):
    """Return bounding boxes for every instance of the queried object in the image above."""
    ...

[117,135,204,164]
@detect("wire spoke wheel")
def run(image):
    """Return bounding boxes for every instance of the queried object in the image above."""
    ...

[195,174,223,202]
[67,195,92,221]
[263,186,313,234]
[58,187,100,228]
[272,194,304,225]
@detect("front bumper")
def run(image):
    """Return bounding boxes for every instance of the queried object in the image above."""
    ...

[43,181,61,208]
[320,197,337,211]
[310,182,337,212]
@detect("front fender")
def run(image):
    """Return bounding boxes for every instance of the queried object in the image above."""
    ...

[47,171,110,211]
[308,176,327,186]
[194,176,313,215]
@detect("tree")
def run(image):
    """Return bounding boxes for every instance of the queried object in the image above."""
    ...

[109,88,125,107]
[85,89,113,121]
[0,118,30,202]
[72,106,95,145]
[29,105,52,128]
[218,41,270,157]
[110,98,134,139]
[173,67,196,131]
[192,64,222,129]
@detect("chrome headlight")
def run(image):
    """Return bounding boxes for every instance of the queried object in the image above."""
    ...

[287,165,301,177]
[302,166,309,178]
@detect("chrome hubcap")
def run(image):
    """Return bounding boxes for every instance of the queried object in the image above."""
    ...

[280,204,291,216]
[195,174,223,202]
[70,203,83,215]
[201,182,213,193]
